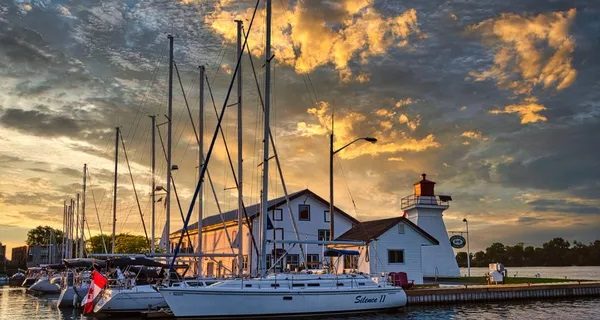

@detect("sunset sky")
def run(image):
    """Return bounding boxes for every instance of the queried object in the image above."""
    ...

[0,0,598,258]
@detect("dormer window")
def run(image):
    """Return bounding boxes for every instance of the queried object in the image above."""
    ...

[299,204,310,221]
[398,223,405,234]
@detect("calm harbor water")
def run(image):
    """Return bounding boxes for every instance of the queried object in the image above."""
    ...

[460,266,600,280]
[2,266,600,320]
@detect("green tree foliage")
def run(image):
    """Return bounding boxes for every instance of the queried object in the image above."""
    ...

[87,234,149,254]
[26,226,64,246]
[456,238,600,267]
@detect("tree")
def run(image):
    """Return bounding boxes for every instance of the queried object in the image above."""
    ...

[26,226,64,246]
[114,234,149,254]
[87,233,149,254]
[455,252,468,267]
[87,234,111,254]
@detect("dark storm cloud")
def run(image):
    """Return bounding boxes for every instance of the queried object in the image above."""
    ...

[0,106,81,137]
[527,199,600,215]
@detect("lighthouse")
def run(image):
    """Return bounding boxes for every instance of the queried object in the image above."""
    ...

[401,174,460,278]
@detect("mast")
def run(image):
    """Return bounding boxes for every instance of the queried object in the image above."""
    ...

[259,0,272,277]
[62,201,66,259]
[75,193,80,258]
[165,34,174,253]
[197,65,205,276]
[235,19,244,277]
[112,127,120,254]
[81,164,86,258]
[150,115,157,254]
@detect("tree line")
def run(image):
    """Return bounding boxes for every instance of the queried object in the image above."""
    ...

[456,237,600,267]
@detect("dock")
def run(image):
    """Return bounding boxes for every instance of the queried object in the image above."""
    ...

[406,281,600,305]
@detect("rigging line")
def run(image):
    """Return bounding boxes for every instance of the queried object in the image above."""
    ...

[123,43,167,145]
[337,158,359,216]
[242,29,306,263]
[169,0,261,270]
[205,76,259,258]
[157,123,195,250]
[86,168,108,254]
[119,134,150,245]
[206,169,236,255]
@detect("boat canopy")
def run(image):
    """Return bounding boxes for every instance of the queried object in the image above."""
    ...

[323,249,360,257]
[63,258,106,269]
[107,256,166,268]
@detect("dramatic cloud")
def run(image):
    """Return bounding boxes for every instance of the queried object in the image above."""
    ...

[490,97,547,124]
[296,101,439,159]
[0,106,81,137]
[203,0,420,82]
[470,9,577,123]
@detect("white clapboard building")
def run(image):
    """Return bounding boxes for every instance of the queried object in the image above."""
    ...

[169,174,457,283]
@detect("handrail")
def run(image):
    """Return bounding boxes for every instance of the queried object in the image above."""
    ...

[400,195,450,209]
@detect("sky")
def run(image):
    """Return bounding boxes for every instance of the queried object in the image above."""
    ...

[0,0,599,259]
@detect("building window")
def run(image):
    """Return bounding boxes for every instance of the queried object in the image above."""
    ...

[344,255,358,270]
[324,210,330,223]
[287,254,299,270]
[299,204,310,221]
[243,255,248,270]
[398,223,405,234]
[306,254,320,269]
[273,209,283,221]
[388,250,404,264]
[318,229,331,245]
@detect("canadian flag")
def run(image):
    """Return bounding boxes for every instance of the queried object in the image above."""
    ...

[81,270,108,314]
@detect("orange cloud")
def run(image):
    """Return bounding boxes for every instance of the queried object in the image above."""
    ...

[470,9,577,124]
[490,98,547,124]
[202,0,420,82]
[296,101,439,159]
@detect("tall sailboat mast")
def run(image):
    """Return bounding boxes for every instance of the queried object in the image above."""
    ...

[112,126,120,254]
[235,19,244,277]
[259,0,272,277]
[197,65,205,276]
[165,34,174,253]
[75,193,80,258]
[81,164,86,258]
[150,115,157,254]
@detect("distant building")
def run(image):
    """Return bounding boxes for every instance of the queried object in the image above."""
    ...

[402,174,460,277]
[26,244,62,267]
[0,242,6,267]
[12,246,27,268]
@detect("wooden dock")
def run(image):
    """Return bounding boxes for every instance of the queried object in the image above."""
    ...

[406,281,600,305]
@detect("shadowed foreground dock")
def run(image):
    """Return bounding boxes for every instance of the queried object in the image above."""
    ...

[406,281,600,305]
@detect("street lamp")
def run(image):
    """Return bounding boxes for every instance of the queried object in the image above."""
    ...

[329,134,377,249]
[463,218,471,277]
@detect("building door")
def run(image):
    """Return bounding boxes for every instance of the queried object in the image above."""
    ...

[206,262,214,277]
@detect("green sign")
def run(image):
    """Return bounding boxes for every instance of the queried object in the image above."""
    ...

[449,235,466,249]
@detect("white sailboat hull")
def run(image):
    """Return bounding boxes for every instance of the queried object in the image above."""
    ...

[94,284,167,313]
[161,286,406,318]
[56,285,88,307]
[28,278,61,294]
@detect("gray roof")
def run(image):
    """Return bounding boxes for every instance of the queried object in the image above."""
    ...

[171,189,359,235]
[336,217,439,245]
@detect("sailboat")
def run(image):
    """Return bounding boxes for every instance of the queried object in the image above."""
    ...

[159,0,407,317]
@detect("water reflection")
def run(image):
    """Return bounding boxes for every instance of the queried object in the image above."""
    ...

[2,285,599,320]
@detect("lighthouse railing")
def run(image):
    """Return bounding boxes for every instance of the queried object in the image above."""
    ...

[400,195,450,209]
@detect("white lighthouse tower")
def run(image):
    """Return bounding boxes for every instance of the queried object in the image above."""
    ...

[402,174,460,278]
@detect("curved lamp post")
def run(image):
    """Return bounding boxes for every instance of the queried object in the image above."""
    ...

[329,135,377,249]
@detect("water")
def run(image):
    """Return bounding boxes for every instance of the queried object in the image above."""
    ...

[1,286,598,320]
[460,266,600,280]
[2,266,600,320]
